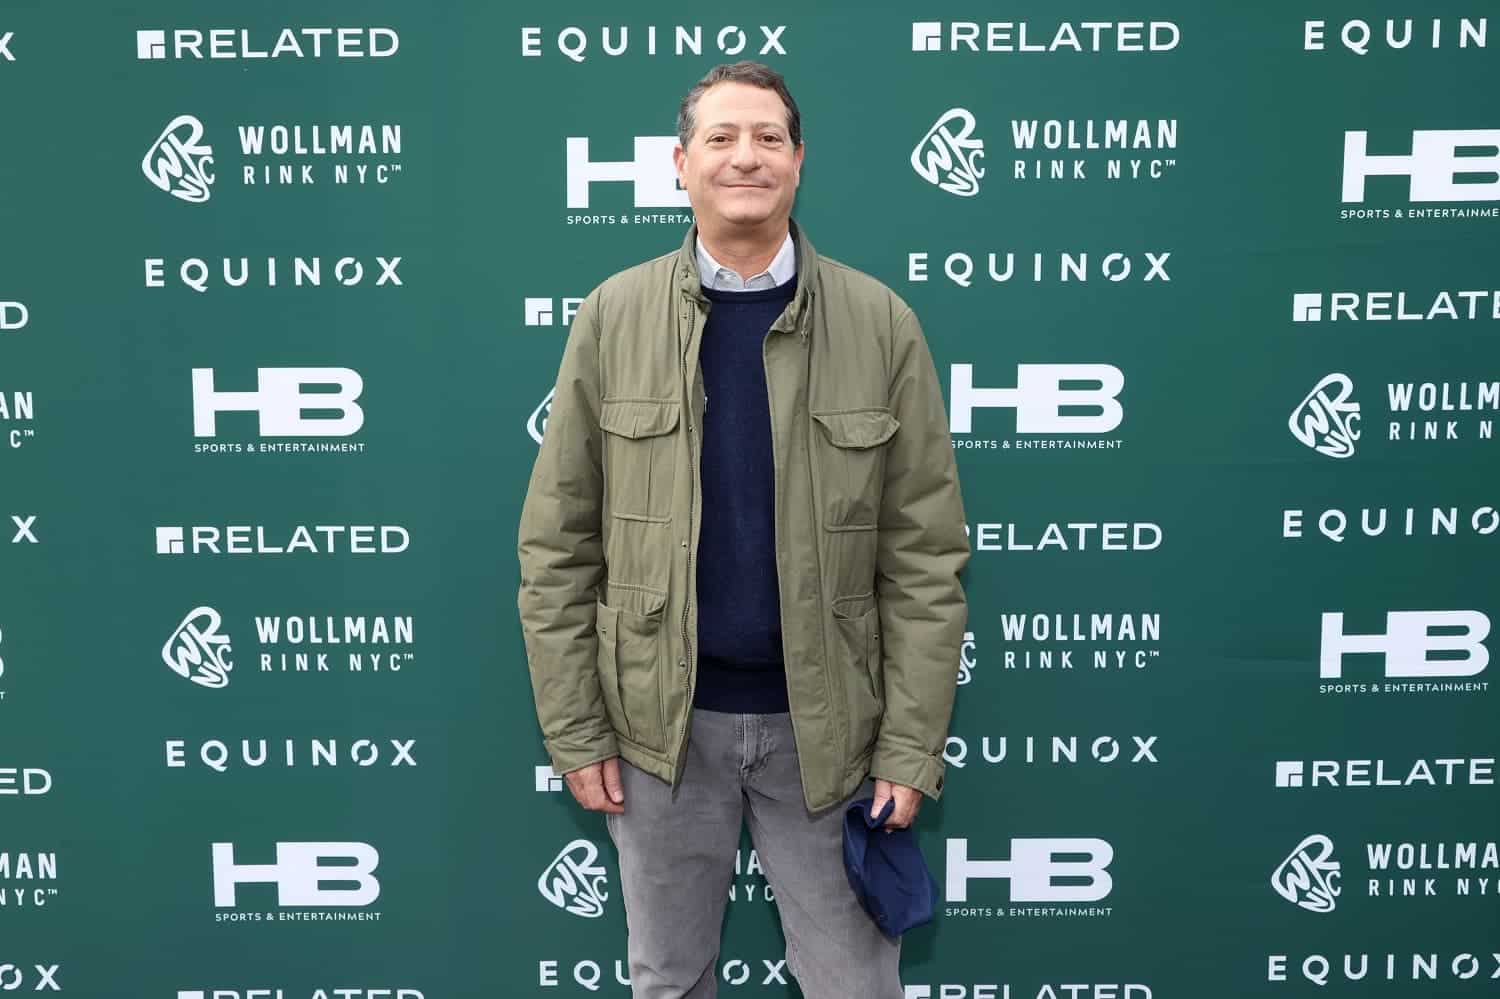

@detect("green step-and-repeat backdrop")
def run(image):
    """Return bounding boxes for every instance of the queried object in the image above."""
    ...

[1,1,1496,996]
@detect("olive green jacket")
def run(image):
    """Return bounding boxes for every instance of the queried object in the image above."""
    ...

[517,222,969,812]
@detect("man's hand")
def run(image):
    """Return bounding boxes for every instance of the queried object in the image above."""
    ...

[871,779,922,831]
[564,757,625,815]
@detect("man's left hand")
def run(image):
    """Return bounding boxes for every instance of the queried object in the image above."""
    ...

[871,779,922,831]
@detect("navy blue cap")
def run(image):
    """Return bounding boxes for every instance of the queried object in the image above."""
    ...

[841,797,938,938]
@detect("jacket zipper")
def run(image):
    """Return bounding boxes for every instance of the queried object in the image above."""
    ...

[673,302,700,779]
[680,305,698,676]
[766,302,828,795]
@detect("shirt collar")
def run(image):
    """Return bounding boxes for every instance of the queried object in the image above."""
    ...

[695,232,796,292]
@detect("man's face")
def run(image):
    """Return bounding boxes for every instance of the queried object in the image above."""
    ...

[674,81,803,231]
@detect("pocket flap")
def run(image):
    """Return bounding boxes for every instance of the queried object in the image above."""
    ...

[831,591,877,620]
[812,409,899,449]
[600,399,681,439]
[605,584,668,619]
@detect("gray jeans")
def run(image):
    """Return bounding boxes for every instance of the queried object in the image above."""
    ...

[605,709,902,998]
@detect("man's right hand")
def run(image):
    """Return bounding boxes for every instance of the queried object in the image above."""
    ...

[564,756,626,814]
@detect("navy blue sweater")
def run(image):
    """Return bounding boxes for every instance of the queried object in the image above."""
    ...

[692,277,797,714]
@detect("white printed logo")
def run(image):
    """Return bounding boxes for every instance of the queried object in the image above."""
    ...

[154,524,410,556]
[520,24,787,62]
[534,765,563,792]
[911,23,943,52]
[1343,129,1500,203]
[565,137,687,209]
[525,297,583,327]
[1275,761,1307,787]
[528,389,554,445]
[156,527,185,554]
[0,300,26,332]
[192,368,364,438]
[212,842,380,907]
[0,965,60,991]
[910,20,1181,54]
[143,115,215,203]
[135,27,399,61]
[1292,293,1324,322]
[538,840,609,918]
[912,109,985,197]
[1293,289,1500,323]
[137,29,167,59]
[1272,834,1341,913]
[945,838,1113,902]
[950,364,1124,434]
[163,607,234,688]
[1289,374,1360,458]
[10,515,37,545]
[957,631,976,685]
[1321,611,1490,679]
[1275,757,1496,788]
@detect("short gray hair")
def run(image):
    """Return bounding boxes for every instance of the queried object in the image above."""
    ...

[677,61,802,149]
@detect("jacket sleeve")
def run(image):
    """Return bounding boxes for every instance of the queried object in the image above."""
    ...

[870,304,971,800]
[517,291,619,775]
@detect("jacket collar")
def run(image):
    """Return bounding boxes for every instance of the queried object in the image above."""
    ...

[677,219,817,335]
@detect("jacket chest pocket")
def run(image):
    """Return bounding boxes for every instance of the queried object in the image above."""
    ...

[811,408,900,531]
[600,398,680,524]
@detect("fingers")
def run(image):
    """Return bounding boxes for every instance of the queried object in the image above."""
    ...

[564,759,625,815]
[871,779,893,823]
[602,756,625,805]
[885,793,919,830]
[874,782,921,831]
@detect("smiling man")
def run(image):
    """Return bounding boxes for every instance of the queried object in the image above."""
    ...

[518,61,970,998]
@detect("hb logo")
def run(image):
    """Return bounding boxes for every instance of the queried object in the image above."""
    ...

[1320,611,1490,679]
[945,838,1113,902]
[191,368,364,438]
[950,364,1124,434]
[212,842,380,907]
[1342,129,1500,203]
[565,136,688,209]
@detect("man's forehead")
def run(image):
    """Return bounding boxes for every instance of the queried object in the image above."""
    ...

[701,119,789,133]
[698,82,784,113]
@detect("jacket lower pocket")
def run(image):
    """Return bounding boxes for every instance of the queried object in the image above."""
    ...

[595,590,668,753]
[832,592,884,758]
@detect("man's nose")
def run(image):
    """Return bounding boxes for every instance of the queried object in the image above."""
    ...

[729,135,760,170]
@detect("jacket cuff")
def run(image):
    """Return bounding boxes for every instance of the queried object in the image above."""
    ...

[870,739,946,800]
[546,730,621,776]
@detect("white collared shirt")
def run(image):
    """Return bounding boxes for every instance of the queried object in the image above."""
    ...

[695,232,796,292]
